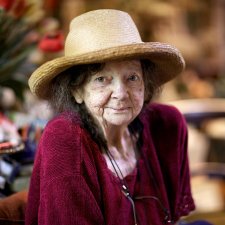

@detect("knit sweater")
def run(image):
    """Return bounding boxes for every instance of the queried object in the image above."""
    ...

[25,103,195,225]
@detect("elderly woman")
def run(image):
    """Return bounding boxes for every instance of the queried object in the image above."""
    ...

[26,9,195,225]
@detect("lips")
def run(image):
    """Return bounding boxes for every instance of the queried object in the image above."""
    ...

[115,107,130,110]
[106,106,131,112]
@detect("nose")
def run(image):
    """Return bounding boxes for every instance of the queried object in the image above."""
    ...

[111,81,129,100]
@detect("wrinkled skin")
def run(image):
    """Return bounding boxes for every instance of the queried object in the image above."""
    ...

[72,60,145,177]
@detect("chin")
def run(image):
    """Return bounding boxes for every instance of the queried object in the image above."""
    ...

[104,115,134,127]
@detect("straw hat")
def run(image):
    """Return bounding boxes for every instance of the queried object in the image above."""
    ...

[29,9,185,99]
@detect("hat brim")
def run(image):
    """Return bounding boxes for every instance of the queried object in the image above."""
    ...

[29,42,185,99]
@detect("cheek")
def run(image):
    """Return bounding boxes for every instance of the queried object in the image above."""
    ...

[84,90,110,112]
[131,88,145,111]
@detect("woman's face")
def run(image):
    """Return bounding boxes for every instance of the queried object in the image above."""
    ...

[73,60,144,128]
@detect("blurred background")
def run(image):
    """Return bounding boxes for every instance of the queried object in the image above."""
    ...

[0,0,225,224]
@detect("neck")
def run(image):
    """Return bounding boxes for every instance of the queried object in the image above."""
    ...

[102,124,139,179]
[103,125,135,159]
[106,125,127,144]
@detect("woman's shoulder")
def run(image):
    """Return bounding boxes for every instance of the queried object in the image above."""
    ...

[30,112,85,183]
[141,102,185,125]
[44,111,82,133]
[39,111,83,150]
[48,111,81,126]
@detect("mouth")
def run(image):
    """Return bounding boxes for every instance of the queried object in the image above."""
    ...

[106,107,131,112]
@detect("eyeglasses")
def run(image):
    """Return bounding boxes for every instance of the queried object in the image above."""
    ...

[122,184,174,225]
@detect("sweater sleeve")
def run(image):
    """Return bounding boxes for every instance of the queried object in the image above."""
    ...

[144,104,195,222]
[173,112,195,221]
[160,105,195,221]
[38,175,104,225]
[25,114,104,225]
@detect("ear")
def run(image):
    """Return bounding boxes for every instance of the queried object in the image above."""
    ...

[71,89,83,104]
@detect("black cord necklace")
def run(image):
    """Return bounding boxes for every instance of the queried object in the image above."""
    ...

[105,148,138,225]
[105,146,174,225]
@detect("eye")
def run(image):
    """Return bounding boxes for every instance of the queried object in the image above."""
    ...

[94,76,106,82]
[128,73,140,81]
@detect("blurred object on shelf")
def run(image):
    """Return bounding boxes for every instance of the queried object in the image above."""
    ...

[38,31,64,52]
[34,30,64,64]
[0,156,21,193]
[11,122,44,164]
[0,111,46,195]
[158,68,216,103]
[202,118,225,168]
[203,118,225,140]
[191,176,224,212]
[2,89,53,166]
[0,86,16,110]
[22,89,53,121]
[191,162,225,178]
[186,176,225,225]
[168,98,225,124]
[147,1,202,62]
[168,97,225,170]
[0,112,25,195]
[185,211,225,225]
[0,113,24,155]
[187,124,209,170]
[179,69,215,99]
[0,98,51,195]
[29,15,63,65]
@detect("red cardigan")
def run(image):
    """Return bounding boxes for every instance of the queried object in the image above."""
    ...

[25,103,195,225]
